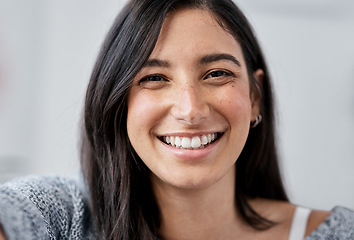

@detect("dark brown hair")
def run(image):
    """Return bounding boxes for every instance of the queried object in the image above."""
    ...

[81,0,288,239]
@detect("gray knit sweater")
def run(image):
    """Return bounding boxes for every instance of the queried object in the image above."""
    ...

[0,176,353,239]
[0,176,95,239]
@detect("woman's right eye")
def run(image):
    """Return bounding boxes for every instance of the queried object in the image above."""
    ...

[140,75,166,82]
[138,74,169,89]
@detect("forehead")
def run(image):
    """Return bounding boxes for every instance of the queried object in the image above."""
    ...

[148,8,244,63]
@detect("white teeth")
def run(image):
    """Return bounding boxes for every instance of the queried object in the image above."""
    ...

[191,136,201,148]
[163,133,218,149]
[201,135,208,145]
[181,137,191,148]
[170,136,175,146]
[175,136,182,147]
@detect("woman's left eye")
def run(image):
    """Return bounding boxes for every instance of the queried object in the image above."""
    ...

[204,70,234,79]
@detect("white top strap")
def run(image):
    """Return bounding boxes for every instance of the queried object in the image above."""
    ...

[288,206,311,240]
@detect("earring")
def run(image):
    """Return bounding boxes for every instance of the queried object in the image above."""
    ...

[251,114,262,128]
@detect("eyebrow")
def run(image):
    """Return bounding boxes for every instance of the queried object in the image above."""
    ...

[143,59,170,68]
[200,53,241,67]
[142,53,241,69]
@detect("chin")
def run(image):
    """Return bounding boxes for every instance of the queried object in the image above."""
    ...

[159,170,227,191]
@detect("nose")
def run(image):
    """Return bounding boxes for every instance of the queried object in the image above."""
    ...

[170,84,210,125]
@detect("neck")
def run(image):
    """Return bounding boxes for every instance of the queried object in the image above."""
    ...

[152,167,243,240]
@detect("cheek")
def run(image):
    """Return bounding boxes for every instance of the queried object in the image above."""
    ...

[127,94,148,136]
[216,86,252,123]
[217,88,252,162]
[127,91,162,144]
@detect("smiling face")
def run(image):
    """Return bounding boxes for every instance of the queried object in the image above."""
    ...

[127,8,261,190]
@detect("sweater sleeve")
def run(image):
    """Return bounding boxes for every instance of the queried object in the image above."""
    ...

[0,175,95,240]
[306,206,354,240]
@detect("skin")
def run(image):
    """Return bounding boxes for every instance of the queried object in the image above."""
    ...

[127,8,329,240]
[128,8,260,192]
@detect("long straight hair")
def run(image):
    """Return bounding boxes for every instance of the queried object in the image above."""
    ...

[81,0,288,239]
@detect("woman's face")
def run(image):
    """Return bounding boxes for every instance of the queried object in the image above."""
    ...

[127,8,261,190]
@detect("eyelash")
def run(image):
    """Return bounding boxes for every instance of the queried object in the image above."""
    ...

[138,69,234,87]
[203,70,234,79]
[139,74,168,83]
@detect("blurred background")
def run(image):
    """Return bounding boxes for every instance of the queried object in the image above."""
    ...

[0,0,353,211]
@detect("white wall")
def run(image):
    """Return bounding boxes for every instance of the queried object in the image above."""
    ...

[0,0,353,210]
[0,0,123,180]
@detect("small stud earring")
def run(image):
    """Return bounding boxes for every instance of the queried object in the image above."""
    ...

[250,114,262,128]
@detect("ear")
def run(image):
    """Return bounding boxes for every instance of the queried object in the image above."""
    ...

[250,69,264,121]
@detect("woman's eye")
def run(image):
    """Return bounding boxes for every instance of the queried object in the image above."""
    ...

[138,74,168,89]
[204,70,233,79]
[203,70,235,86]
[140,75,166,82]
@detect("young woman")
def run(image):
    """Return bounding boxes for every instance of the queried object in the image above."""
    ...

[0,0,353,239]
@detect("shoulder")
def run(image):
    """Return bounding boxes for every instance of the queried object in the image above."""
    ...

[249,199,354,239]
[305,209,331,237]
[0,175,95,239]
[306,206,354,239]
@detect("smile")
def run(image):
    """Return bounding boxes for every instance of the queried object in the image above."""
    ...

[160,133,222,149]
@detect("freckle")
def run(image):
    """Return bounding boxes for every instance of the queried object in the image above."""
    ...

[232,85,235,88]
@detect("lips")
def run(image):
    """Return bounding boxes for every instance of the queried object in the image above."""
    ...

[159,133,222,149]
